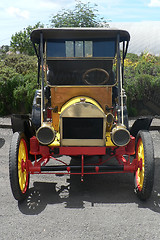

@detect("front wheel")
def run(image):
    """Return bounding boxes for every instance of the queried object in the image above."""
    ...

[134,130,155,201]
[9,132,30,201]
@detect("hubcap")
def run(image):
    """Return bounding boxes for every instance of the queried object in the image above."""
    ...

[136,138,144,191]
[18,139,28,193]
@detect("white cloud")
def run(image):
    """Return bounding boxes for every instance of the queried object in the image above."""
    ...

[6,7,30,19]
[148,0,160,7]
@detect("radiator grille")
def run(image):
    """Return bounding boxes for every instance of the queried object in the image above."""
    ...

[62,117,103,139]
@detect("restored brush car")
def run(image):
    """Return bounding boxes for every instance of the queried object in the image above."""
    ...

[9,28,155,202]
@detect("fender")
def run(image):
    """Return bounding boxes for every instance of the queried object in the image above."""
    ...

[11,114,35,141]
[129,117,153,137]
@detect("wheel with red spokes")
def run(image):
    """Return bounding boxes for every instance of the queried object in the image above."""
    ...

[134,130,155,201]
[9,132,30,201]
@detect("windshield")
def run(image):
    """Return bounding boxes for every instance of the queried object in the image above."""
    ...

[47,39,116,58]
[46,39,116,86]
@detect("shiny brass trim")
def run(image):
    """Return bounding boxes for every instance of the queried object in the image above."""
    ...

[106,113,114,124]
[60,102,105,118]
[36,123,56,145]
[111,124,130,147]
[60,101,106,146]
[60,96,103,114]
[48,83,117,88]
[61,139,105,147]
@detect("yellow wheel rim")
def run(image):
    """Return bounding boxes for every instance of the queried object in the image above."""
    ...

[18,139,28,193]
[136,138,145,191]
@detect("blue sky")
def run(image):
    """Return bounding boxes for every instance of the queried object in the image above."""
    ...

[1,0,160,46]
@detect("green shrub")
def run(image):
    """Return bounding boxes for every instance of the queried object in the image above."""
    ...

[126,52,139,63]
[4,53,37,75]
[124,52,160,116]
[0,73,20,115]
[13,73,37,113]
[0,53,37,116]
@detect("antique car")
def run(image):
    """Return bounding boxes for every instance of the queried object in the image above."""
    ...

[9,28,155,202]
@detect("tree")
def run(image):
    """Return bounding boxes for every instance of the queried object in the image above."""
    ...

[50,1,109,28]
[0,45,9,53]
[10,22,44,56]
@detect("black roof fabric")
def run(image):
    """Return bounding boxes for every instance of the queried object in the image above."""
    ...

[31,28,130,44]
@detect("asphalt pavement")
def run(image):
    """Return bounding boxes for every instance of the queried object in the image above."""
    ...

[1,116,160,240]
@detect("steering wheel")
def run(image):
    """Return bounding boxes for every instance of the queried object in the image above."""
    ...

[82,68,109,85]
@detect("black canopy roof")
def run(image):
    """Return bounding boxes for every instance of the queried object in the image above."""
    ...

[31,28,130,44]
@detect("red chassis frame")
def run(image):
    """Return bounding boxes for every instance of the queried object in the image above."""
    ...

[23,135,140,181]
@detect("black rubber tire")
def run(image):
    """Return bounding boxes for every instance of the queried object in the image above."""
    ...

[9,132,30,201]
[134,130,155,201]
